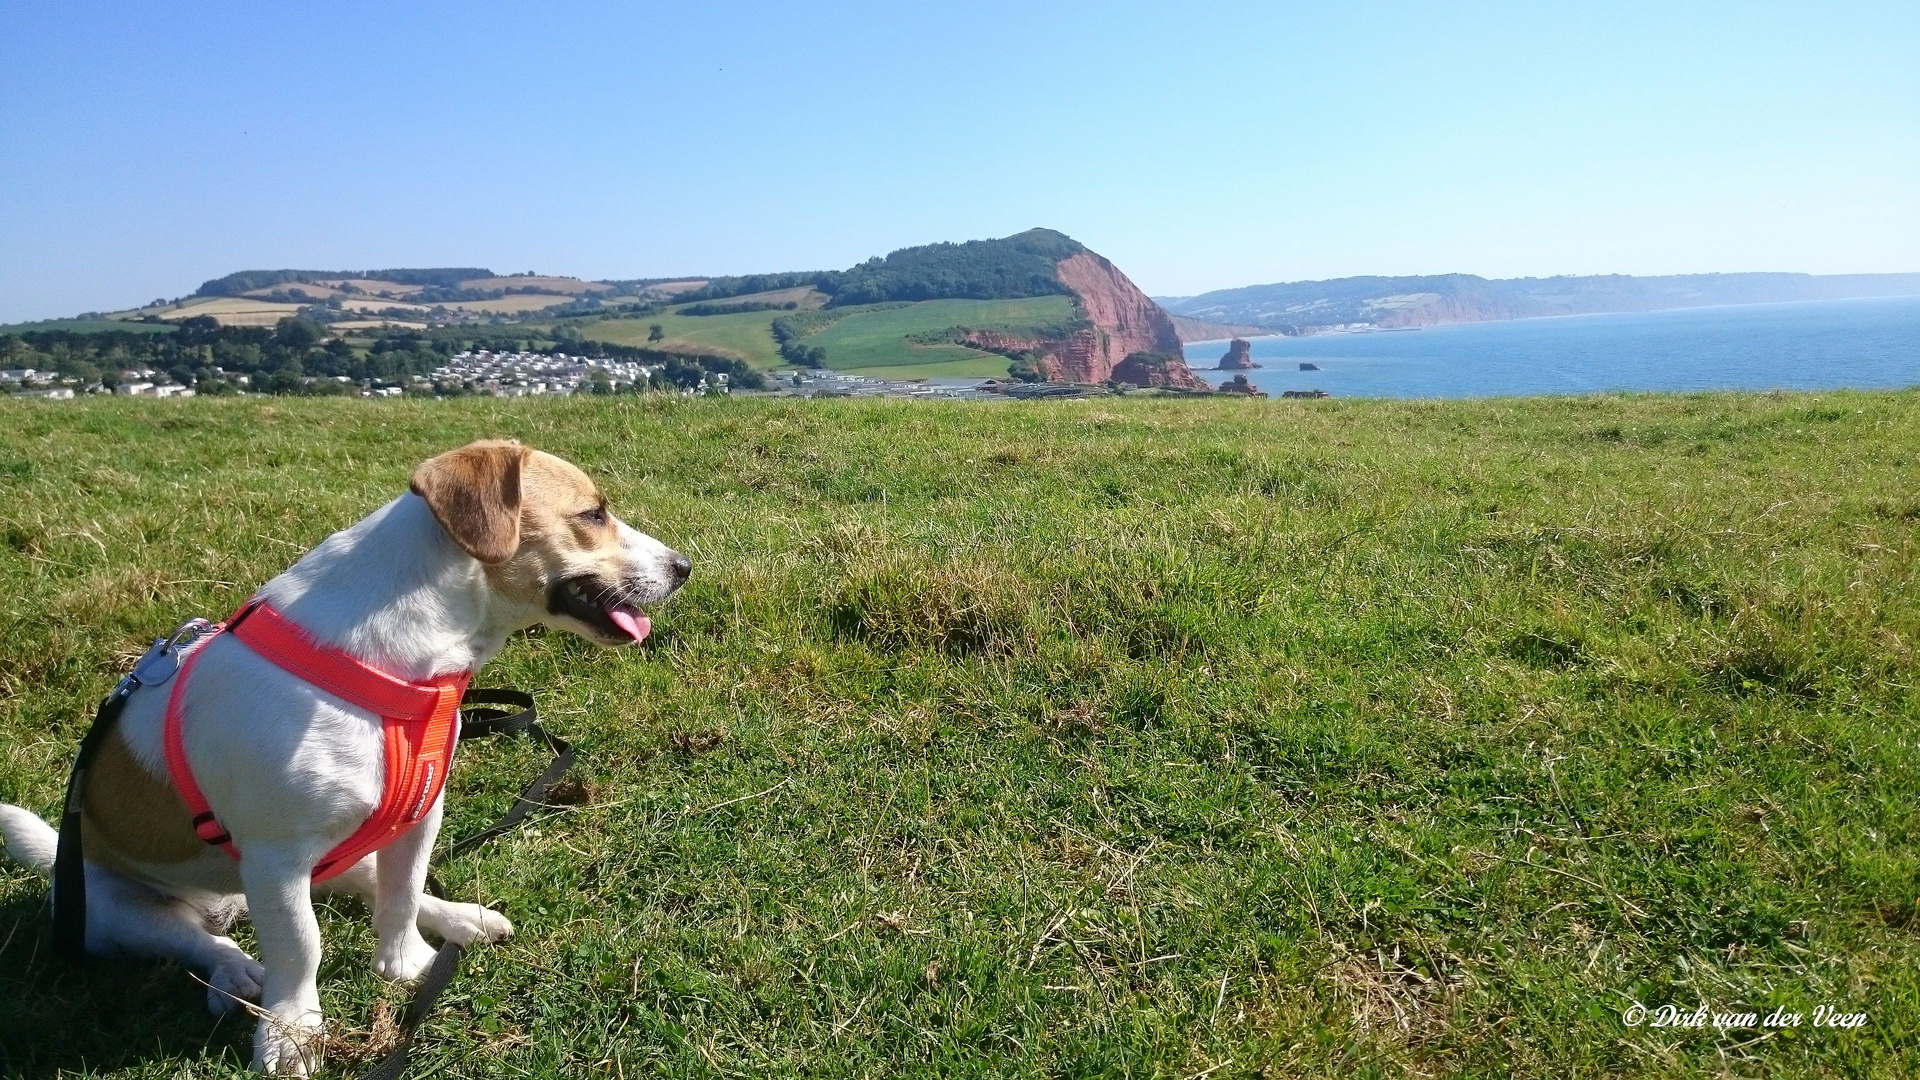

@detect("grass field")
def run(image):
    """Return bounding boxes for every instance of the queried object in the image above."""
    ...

[585,308,792,367]
[337,299,431,315]
[586,295,1075,377]
[803,297,1075,374]
[457,277,611,295]
[148,297,306,327]
[450,295,582,315]
[2,392,1918,1077]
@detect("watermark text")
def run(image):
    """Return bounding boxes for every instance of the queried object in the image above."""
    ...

[1621,1003,1866,1031]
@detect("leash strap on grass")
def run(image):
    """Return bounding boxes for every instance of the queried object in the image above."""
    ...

[440,688,575,862]
[363,686,572,1079]
[358,941,466,1080]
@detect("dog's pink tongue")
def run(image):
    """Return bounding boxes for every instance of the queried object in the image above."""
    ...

[608,606,651,642]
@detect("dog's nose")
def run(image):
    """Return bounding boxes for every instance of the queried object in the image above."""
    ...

[669,553,691,583]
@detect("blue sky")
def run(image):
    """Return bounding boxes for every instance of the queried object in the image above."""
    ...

[2,1,1915,322]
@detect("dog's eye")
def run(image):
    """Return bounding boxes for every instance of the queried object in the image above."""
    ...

[577,506,608,526]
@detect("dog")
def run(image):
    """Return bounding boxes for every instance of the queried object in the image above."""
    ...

[0,439,687,1074]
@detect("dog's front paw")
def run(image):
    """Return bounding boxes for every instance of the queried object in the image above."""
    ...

[206,956,266,1016]
[374,930,440,983]
[253,1011,323,1075]
[438,903,513,946]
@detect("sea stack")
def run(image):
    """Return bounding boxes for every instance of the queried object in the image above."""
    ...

[1217,338,1256,370]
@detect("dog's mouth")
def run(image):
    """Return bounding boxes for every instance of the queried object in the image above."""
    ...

[548,575,651,644]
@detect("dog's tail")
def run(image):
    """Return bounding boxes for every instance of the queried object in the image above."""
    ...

[0,804,57,877]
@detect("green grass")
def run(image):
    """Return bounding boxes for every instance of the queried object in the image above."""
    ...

[2,391,1919,1077]
[585,308,790,368]
[804,296,1074,373]
[585,296,1074,377]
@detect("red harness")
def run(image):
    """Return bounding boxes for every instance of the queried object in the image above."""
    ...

[161,600,470,883]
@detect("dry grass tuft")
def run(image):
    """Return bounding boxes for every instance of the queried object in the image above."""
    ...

[1325,942,1453,1043]
[669,727,729,756]
[322,999,405,1068]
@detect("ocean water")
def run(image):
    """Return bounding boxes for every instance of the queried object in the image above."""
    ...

[1190,295,1920,398]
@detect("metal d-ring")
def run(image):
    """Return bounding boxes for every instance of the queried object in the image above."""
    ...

[128,617,217,688]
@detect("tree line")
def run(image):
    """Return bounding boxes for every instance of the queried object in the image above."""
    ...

[196,268,495,297]
[672,227,1090,310]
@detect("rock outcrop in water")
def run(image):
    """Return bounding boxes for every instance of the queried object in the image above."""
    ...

[1216,338,1256,370]
[1111,351,1191,388]
[960,249,1203,389]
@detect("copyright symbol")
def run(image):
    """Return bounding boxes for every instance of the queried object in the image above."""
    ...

[1623,1003,1647,1026]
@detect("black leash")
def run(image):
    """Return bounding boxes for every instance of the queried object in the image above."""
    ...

[51,638,571,1078]
[54,619,215,962]
[365,687,572,1080]
[51,678,139,961]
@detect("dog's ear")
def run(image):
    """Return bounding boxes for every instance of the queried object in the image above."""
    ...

[410,440,529,564]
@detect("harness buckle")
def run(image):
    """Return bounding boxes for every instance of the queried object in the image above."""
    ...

[129,618,217,688]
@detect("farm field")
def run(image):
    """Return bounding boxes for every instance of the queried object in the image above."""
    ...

[149,296,305,326]
[338,298,431,315]
[803,296,1075,373]
[732,286,828,308]
[2,392,1918,1077]
[587,294,1076,377]
[451,294,582,315]
[457,276,612,295]
[585,307,792,367]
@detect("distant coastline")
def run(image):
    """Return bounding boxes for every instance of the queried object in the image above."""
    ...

[1159,270,1920,338]
[1178,290,1920,348]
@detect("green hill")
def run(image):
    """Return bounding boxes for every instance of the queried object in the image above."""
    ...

[581,232,1098,381]
[578,229,1116,378]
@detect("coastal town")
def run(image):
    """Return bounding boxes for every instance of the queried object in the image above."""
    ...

[4,349,1014,401]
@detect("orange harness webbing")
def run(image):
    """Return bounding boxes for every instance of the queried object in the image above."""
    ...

[161,600,470,883]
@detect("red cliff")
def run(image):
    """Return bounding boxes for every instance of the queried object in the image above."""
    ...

[963,250,1204,389]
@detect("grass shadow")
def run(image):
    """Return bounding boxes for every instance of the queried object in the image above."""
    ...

[0,894,252,1077]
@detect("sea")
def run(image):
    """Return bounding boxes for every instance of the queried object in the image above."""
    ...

[1189,295,1920,399]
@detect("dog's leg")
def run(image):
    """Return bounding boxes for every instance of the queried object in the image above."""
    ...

[368,798,443,982]
[415,886,514,948]
[80,861,265,1016]
[315,854,432,977]
[239,853,324,1076]
[322,851,513,958]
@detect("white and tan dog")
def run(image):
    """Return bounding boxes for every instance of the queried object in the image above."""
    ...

[1,439,687,1073]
